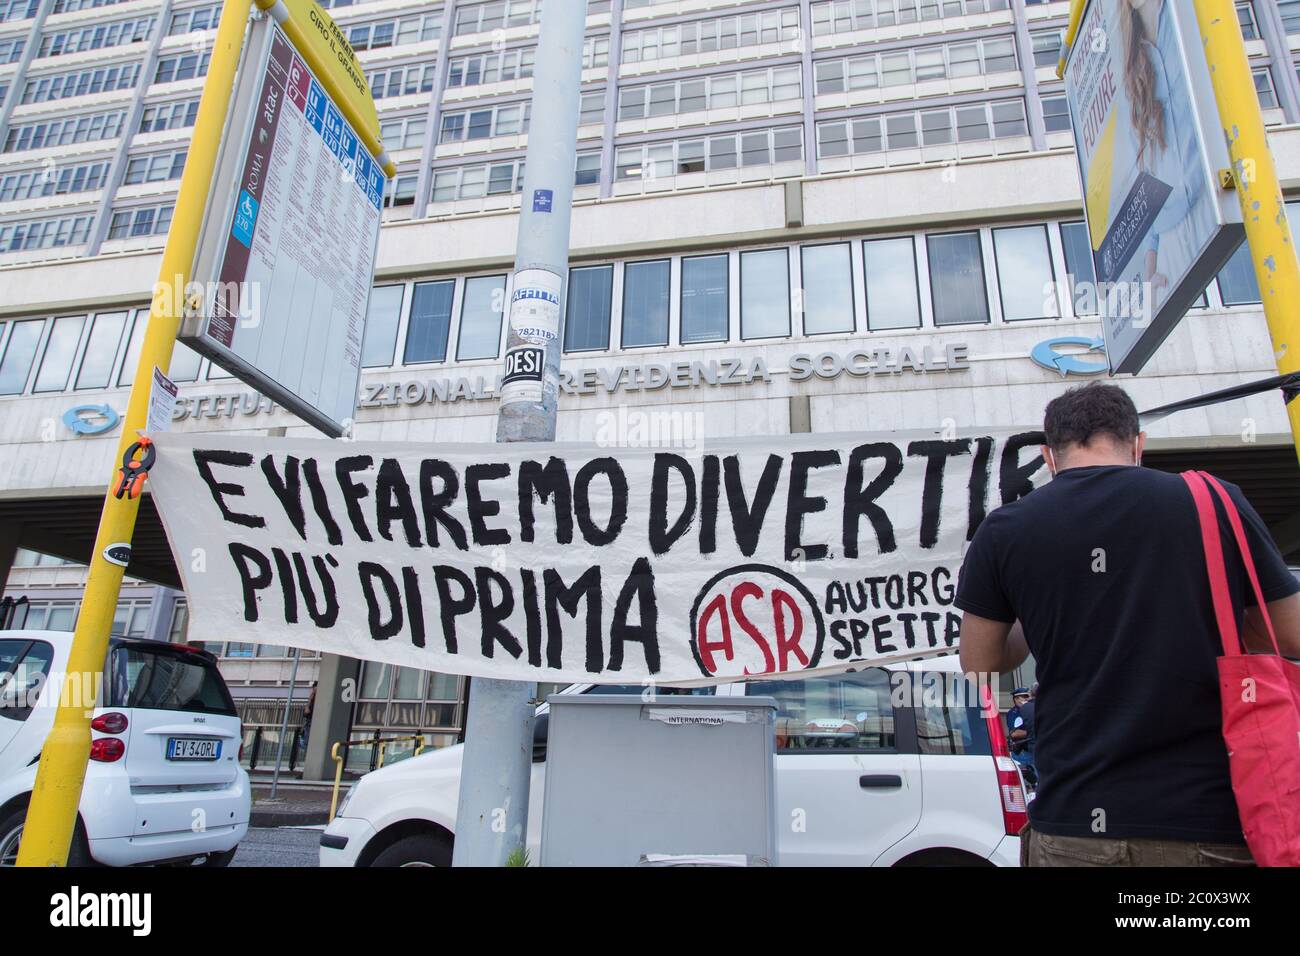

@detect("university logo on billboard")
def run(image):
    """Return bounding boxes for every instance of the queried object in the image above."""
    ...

[1063,0,1242,374]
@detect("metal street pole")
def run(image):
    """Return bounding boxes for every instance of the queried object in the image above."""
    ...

[269,648,302,800]
[1192,0,1300,466]
[15,0,254,866]
[451,0,587,867]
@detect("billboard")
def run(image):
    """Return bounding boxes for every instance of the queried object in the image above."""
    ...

[184,17,386,437]
[1063,0,1242,375]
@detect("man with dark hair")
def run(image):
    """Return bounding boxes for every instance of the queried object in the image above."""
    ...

[957,382,1300,867]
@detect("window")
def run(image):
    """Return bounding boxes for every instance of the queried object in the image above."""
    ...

[913,672,988,755]
[1059,221,1097,316]
[1031,29,1061,67]
[1041,94,1070,132]
[864,237,922,331]
[360,285,404,368]
[0,320,43,393]
[564,265,613,352]
[0,639,55,722]
[106,204,173,239]
[800,243,855,334]
[124,148,188,184]
[404,280,456,364]
[749,669,897,752]
[108,644,236,716]
[457,275,506,360]
[621,259,670,348]
[993,225,1057,321]
[140,98,199,132]
[4,111,127,153]
[33,315,86,392]
[75,310,128,388]
[740,248,790,339]
[154,51,210,84]
[1217,241,1260,305]
[680,254,729,344]
[21,63,140,104]
[118,310,202,385]
[1236,1,1258,41]
[575,153,600,185]
[928,232,989,326]
[1254,68,1278,110]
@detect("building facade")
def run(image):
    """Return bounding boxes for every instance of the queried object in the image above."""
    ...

[4,0,1300,774]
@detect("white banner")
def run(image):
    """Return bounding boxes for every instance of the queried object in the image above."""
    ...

[148,430,1047,685]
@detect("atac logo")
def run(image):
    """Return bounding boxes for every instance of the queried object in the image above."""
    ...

[689,565,825,678]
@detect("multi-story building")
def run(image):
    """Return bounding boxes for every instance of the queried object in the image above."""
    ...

[4,0,1300,777]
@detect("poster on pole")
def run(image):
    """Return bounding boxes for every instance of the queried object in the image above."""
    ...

[1062,0,1242,375]
[147,429,1047,686]
[183,16,386,437]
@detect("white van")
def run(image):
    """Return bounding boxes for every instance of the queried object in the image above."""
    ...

[320,655,1027,867]
[0,630,250,867]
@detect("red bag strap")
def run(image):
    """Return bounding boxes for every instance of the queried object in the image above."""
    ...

[1198,471,1284,658]
[1182,470,1243,657]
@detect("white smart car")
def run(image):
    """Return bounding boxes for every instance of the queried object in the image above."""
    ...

[320,655,1026,867]
[0,630,250,867]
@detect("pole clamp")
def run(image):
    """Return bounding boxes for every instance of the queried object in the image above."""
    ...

[113,437,156,500]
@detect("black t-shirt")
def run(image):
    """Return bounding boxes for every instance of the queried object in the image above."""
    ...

[956,465,1299,843]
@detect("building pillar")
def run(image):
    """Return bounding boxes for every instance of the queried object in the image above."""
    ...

[1010,0,1048,152]
[411,0,460,215]
[299,653,360,781]
[0,521,20,592]
[599,0,626,199]
[144,585,180,642]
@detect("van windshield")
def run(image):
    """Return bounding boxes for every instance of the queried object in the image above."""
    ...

[108,645,237,716]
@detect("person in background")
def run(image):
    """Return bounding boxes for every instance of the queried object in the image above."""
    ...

[301,683,318,751]
[1007,687,1037,788]
[957,382,1300,867]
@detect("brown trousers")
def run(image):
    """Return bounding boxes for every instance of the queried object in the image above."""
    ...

[1020,825,1255,867]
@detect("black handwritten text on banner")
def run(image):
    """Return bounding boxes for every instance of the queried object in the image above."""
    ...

[148,431,1046,684]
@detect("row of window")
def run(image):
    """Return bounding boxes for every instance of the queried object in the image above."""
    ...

[368,62,436,100]
[621,7,801,63]
[10,598,153,640]
[0,212,93,253]
[380,115,428,152]
[0,159,110,202]
[155,50,210,85]
[37,16,154,58]
[167,3,222,36]
[614,125,802,179]
[0,214,1281,399]
[812,0,1011,35]
[139,97,200,133]
[816,98,1028,155]
[0,36,24,64]
[814,34,1017,94]
[2,110,126,153]
[0,305,204,398]
[618,65,802,120]
[444,36,609,89]
[52,0,130,13]
[347,218,1284,370]
[346,11,443,51]
[105,202,174,239]
[20,62,141,105]
[453,0,542,36]
[122,147,187,185]
[0,0,37,24]
[439,101,532,143]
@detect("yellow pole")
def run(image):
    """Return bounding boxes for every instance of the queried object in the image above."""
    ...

[15,0,255,867]
[1193,0,1300,465]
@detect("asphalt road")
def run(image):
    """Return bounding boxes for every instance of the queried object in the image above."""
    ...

[231,826,321,868]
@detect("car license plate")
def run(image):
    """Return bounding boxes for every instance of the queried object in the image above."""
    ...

[166,737,221,761]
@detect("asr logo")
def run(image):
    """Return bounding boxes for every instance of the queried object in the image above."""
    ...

[1030,337,1108,377]
[62,403,120,436]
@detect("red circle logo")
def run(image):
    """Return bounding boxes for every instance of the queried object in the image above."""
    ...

[689,565,825,678]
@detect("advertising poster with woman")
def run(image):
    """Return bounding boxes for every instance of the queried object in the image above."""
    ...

[1064,0,1242,374]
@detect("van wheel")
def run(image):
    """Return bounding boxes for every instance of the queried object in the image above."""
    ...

[371,833,451,867]
[0,807,96,867]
